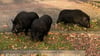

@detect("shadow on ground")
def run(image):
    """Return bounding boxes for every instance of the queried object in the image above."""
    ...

[67,0,90,3]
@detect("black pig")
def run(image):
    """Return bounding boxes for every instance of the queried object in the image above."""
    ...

[57,9,90,28]
[31,15,52,42]
[12,11,39,35]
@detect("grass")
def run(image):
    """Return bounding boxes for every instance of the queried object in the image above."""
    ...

[52,19,100,31]
[93,1,100,3]
[0,33,73,50]
[0,18,99,50]
[92,1,100,7]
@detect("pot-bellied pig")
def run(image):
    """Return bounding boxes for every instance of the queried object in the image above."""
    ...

[57,9,90,28]
[12,11,39,35]
[31,15,52,42]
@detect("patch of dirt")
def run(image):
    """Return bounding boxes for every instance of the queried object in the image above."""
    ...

[38,0,100,19]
